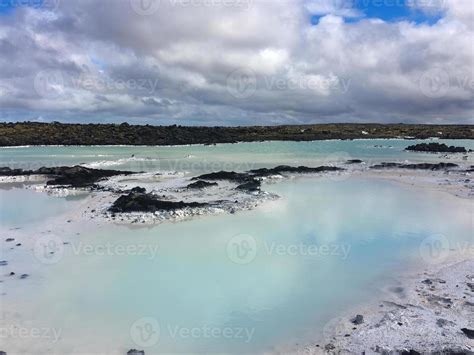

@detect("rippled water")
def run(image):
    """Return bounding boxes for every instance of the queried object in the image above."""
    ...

[0,140,472,354]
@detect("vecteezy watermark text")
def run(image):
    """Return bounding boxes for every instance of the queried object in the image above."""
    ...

[168,325,254,343]
[70,242,160,259]
[419,68,474,98]
[71,75,160,95]
[34,70,161,99]
[226,68,351,99]
[130,317,255,348]
[263,76,351,94]
[34,235,160,265]
[419,234,473,265]
[226,234,352,264]
[0,326,62,343]
[264,242,351,259]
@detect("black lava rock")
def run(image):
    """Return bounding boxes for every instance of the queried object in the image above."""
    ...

[192,171,249,182]
[0,165,136,188]
[236,180,261,192]
[186,180,218,189]
[248,165,344,177]
[109,192,208,213]
[370,162,458,170]
[461,328,474,339]
[193,165,345,183]
[351,314,364,325]
[127,350,145,355]
[406,143,467,153]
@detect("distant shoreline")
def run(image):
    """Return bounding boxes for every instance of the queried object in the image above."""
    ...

[0,122,473,147]
[1,137,473,149]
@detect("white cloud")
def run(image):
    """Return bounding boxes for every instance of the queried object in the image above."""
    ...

[305,0,362,18]
[0,0,472,125]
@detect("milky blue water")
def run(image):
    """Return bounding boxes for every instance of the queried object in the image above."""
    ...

[0,188,86,228]
[0,140,472,354]
[1,139,473,173]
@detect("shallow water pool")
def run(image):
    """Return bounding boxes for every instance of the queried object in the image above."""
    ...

[1,177,471,354]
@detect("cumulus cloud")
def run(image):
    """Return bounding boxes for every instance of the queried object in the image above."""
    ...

[305,0,362,18]
[0,0,472,125]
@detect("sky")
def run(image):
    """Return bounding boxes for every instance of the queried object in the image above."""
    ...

[0,0,472,126]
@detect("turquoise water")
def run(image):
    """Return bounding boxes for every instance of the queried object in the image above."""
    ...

[0,187,86,228]
[0,141,472,353]
[1,139,473,173]
[1,179,473,353]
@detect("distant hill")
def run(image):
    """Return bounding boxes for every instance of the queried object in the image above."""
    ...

[0,122,472,146]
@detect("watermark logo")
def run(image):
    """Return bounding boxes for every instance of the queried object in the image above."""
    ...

[130,0,160,15]
[226,234,257,264]
[34,70,64,99]
[226,68,257,99]
[419,234,450,264]
[33,234,64,264]
[130,317,160,347]
[419,68,450,99]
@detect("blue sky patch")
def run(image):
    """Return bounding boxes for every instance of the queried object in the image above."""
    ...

[310,0,444,25]
[0,0,53,15]
[356,0,443,24]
